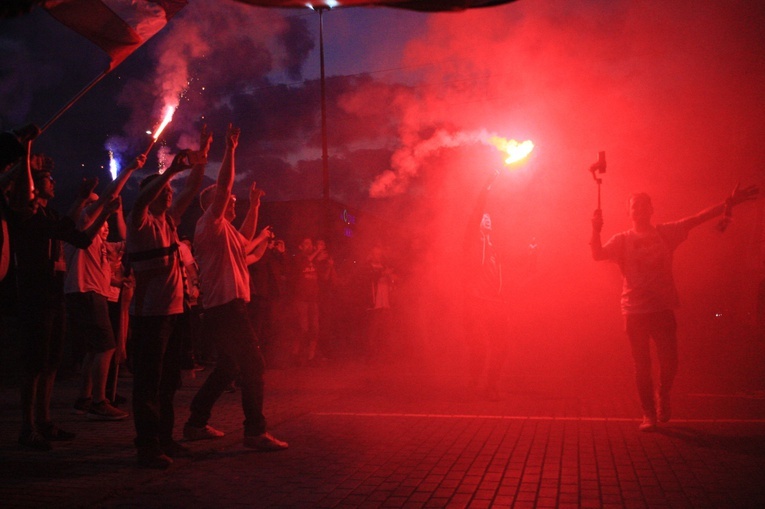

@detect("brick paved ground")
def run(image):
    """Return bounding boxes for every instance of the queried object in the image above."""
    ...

[1,358,764,508]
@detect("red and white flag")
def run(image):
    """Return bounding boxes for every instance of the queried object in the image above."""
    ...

[43,0,187,70]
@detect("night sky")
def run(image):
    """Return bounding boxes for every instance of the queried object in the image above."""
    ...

[2,0,765,383]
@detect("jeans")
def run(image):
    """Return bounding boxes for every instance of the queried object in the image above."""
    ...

[130,314,182,450]
[188,299,266,436]
[625,310,678,418]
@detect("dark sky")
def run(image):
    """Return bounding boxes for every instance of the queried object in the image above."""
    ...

[2,0,765,381]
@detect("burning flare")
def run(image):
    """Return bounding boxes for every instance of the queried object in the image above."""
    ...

[108,150,119,180]
[143,104,177,158]
[152,105,176,141]
[488,136,534,166]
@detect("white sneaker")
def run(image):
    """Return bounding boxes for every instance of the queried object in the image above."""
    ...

[183,424,225,441]
[638,415,657,432]
[244,432,288,451]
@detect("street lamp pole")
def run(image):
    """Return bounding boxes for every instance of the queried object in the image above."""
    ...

[318,6,330,202]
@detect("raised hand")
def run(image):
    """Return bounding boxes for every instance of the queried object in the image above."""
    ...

[249,181,265,204]
[592,209,604,233]
[226,123,240,150]
[166,149,193,175]
[199,124,213,158]
[729,183,759,205]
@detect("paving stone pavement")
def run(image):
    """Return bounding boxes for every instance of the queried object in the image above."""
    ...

[1,359,764,509]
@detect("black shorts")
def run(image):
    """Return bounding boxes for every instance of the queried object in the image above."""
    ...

[65,291,116,353]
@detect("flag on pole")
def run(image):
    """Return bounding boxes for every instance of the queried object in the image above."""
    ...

[43,0,187,70]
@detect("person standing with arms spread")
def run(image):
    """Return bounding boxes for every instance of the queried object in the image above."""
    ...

[126,126,211,468]
[183,124,286,451]
[591,185,758,431]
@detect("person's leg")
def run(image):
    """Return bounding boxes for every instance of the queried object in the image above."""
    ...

[131,315,175,450]
[651,310,678,422]
[158,318,184,446]
[78,352,94,400]
[186,351,237,428]
[91,350,115,403]
[625,314,656,429]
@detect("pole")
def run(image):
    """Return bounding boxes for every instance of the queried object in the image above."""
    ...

[319,7,329,202]
[40,68,110,135]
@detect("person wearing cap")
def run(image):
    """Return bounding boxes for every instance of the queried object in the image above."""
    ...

[10,154,119,451]
[125,125,210,469]
[183,124,286,452]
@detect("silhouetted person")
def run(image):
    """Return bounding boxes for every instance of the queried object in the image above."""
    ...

[126,126,210,468]
[11,154,117,450]
[463,169,509,400]
[591,185,758,431]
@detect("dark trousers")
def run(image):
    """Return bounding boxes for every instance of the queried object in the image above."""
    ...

[188,299,266,436]
[130,314,182,450]
[625,310,678,418]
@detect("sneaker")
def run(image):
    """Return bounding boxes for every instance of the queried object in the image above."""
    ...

[87,400,129,421]
[183,423,225,441]
[19,430,52,451]
[657,394,671,423]
[38,422,76,441]
[161,440,194,459]
[243,432,288,451]
[638,415,657,432]
[72,397,92,415]
[137,449,173,470]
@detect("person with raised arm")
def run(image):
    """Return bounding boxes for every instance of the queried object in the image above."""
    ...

[10,153,120,451]
[65,154,146,422]
[591,184,759,431]
[126,125,211,468]
[183,124,286,451]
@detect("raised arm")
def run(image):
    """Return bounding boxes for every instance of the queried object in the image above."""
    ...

[169,125,213,224]
[239,181,265,240]
[208,124,239,220]
[81,154,146,230]
[246,226,273,265]
[130,150,192,228]
[590,208,607,260]
[82,196,122,240]
[678,183,759,231]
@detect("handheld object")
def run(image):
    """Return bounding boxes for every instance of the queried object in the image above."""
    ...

[589,151,607,209]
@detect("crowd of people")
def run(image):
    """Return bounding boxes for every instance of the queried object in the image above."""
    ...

[0,122,400,468]
[0,119,760,470]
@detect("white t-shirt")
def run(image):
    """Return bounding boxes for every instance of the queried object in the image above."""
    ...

[64,218,111,297]
[601,221,689,315]
[126,212,184,316]
[194,209,250,310]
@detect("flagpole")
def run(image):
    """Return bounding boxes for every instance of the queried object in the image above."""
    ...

[39,67,111,135]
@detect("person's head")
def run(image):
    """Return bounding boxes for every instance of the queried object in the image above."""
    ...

[628,192,653,228]
[32,170,55,201]
[274,239,285,253]
[299,237,314,254]
[11,123,40,144]
[480,213,492,233]
[141,173,173,214]
[199,184,236,221]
